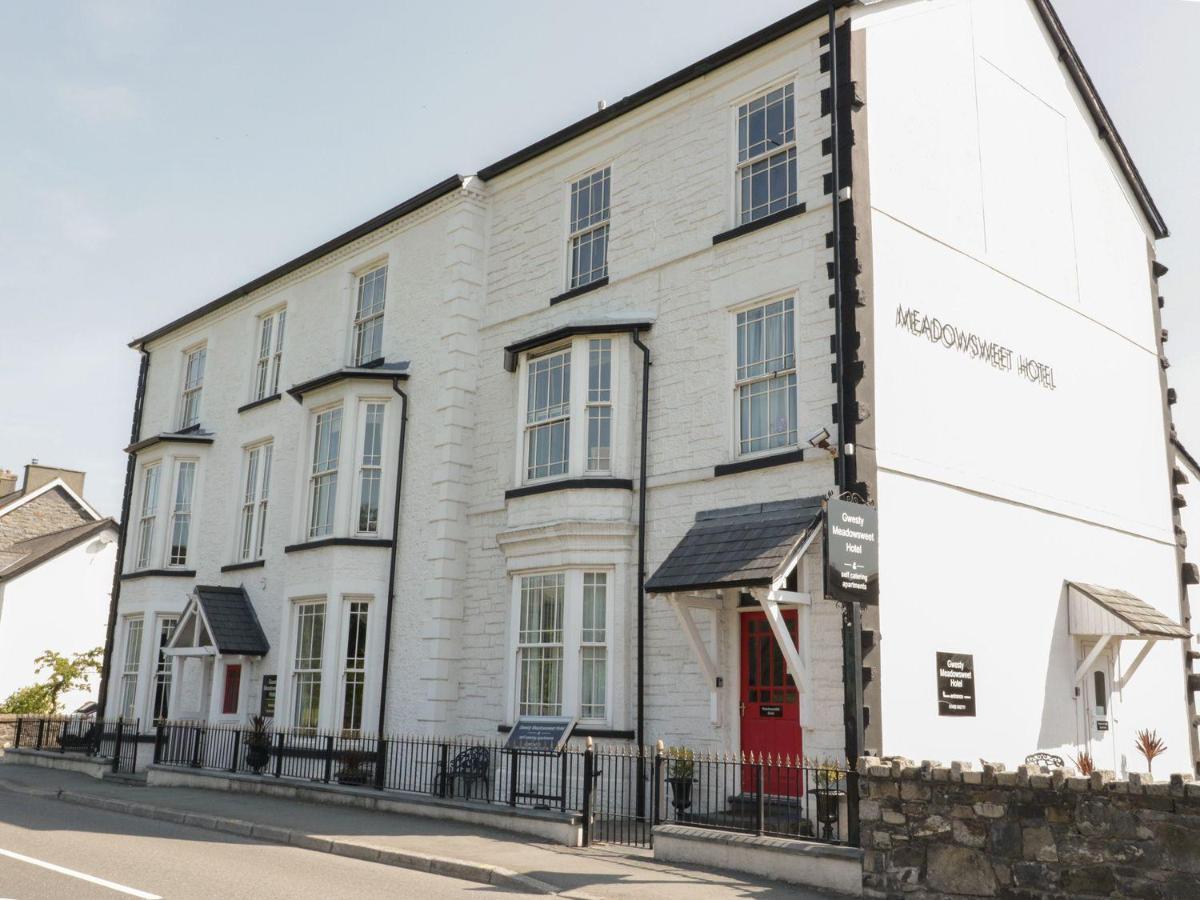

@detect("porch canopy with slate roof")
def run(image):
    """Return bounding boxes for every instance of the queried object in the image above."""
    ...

[1066,581,1191,690]
[645,497,826,726]
[167,585,270,657]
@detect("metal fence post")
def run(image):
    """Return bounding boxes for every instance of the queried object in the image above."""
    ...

[847,767,861,847]
[508,749,519,807]
[229,728,240,773]
[36,718,45,751]
[190,724,202,768]
[274,732,285,778]
[653,740,665,826]
[14,717,22,748]
[438,742,450,798]
[112,720,125,773]
[154,722,165,765]
[755,758,766,836]
[581,738,594,848]
[374,737,387,790]
[323,735,335,784]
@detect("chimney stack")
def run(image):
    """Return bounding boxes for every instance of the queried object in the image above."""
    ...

[23,463,86,498]
[0,469,16,496]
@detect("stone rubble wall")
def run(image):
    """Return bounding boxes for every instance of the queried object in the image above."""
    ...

[857,756,1200,899]
[0,715,17,749]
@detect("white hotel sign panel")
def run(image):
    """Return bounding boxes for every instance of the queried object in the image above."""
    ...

[825,499,879,605]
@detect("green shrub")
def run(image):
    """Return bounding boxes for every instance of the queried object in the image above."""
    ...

[0,683,55,715]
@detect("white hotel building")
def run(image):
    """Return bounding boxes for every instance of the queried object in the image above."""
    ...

[100,0,1198,777]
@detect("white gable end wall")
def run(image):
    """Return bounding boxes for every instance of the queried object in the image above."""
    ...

[856,0,1189,772]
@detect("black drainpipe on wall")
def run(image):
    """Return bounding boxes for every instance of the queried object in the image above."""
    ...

[97,348,151,718]
[375,378,409,786]
[632,329,651,816]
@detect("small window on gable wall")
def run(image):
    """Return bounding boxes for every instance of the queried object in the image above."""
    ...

[569,168,610,289]
[737,84,797,224]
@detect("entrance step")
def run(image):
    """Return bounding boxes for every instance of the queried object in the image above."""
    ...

[102,771,147,787]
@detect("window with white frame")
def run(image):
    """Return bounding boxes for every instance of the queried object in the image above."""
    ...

[580,573,608,720]
[119,617,143,721]
[292,600,326,730]
[167,460,196,567]
[513,571,612,723]
[253,308,286,401]
[736,83,797,225]
[525,348,572,480]
[585,339,612,473]
[568,168,610,289]
[179,345,207,429]
[352,264,388,366]
[517,574,564,717]
[134,463,161,570]
[308,406,342,538]
[151,616,178,721]
[356,402,385,534]
[238,443,272,561]
[736,297,797,455]
[341,599,369,733]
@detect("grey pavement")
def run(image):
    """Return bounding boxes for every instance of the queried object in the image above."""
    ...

[0,763,837,899]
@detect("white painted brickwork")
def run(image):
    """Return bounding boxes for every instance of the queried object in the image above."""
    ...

[110,20,845,762]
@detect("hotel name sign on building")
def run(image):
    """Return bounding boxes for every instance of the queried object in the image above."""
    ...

[895,305,1057,391]
[826,499,879,605]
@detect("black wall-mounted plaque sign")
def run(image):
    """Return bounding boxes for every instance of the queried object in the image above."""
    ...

[504,717,576,752]
[260,675,277,718]
[825,499,879,605]
[760,705,783,718]
[936,652,976,717]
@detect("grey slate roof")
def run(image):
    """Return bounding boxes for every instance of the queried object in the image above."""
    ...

[1068,581,1191,639]
[645,497,824,594]
[195,585,270,656]
[0,518,116,583]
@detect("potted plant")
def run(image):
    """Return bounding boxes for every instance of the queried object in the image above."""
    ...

[665,747,696,814]
[811,758,845,841]
[335,749,373,786]
[1134,729,1167,775]
[244,715,272,774]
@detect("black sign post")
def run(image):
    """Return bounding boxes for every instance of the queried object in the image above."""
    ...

[936,652,976,717]
[504,717,576,752]
[825,498,879,605]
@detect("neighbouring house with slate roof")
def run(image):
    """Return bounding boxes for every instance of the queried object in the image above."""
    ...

[102,0,1197,796]
[0,463,117,712]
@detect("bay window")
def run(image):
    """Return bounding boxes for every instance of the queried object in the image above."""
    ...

[356,403,385,534]
[308,406,342,538]
[340,599,370,733]
[512,570,612,723]
[134,463,161,570]
[253,308,286,401]
[167,460,196,567]
[118,617,143,721]
[735,297,797,455]
[519,336,621,484]
[238,443,272,561]
[737,83,797,225]
[292,600,326,730]
[151,615,178,721]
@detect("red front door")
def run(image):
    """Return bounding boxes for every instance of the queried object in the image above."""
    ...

[740,610,803,794]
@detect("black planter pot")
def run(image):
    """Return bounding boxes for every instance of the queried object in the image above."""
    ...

[668,776,695,814]
[814,788,844,840]
[245,745,270,773]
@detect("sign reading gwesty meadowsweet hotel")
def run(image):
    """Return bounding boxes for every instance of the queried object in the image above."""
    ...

[826,499,879,605]
[936,652,976,717]
[895,305,1057,391]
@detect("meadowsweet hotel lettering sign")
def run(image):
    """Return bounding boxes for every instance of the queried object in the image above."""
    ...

[895,305,1057,391]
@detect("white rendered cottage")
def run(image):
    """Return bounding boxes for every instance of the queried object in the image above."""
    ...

[101,0,1197,777]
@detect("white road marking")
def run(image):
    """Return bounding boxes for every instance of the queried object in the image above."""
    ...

[0,847,162,899]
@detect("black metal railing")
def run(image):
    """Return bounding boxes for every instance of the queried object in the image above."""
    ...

[13,715,140,774]
[151,720,853,849]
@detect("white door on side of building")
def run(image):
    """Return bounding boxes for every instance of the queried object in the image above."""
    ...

[1077,639,1118,773]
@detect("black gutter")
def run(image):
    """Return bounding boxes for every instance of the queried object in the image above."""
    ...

[503,321,654,372]
[375,378,409,786]
[827,2,864,849]
[478,0,852,182]
[97,348,150,717]
[631,328,651,817]
[129,177,463,348]
[287,362,410,403]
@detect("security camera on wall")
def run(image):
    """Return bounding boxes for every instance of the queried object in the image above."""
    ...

[807,427,834,455]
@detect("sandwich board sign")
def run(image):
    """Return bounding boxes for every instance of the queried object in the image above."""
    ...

[825,498,879,605]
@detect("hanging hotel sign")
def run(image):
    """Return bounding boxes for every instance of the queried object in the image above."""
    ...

[825,498,879,605]
[504,717,577,752]
[895,305,1057,391]
[936,652,976,717]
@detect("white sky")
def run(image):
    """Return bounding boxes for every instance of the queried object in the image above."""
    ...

[0,0,1195,518]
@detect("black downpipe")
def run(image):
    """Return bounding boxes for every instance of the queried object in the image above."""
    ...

[375,379,409,782]
[827,0,865,846]
[97,348,151,717]
[632,329,651,817]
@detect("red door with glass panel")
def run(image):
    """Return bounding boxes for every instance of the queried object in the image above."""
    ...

[740,611,802,794]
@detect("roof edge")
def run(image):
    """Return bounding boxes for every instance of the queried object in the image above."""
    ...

[130,175,465,349]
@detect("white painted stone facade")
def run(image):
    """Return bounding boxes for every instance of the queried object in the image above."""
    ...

[106,0,1192,779]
